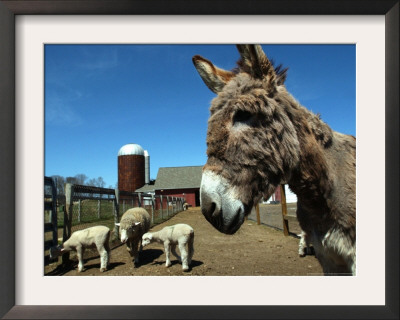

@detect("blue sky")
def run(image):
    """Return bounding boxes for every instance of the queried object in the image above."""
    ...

[45,44,355,188]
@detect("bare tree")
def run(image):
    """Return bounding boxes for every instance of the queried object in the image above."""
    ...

[96,177,105,188]
[51,175,65,195]
[66,176,77,184]
[53,174,107,189]
[86,176,106,188]
[74,174,88,185]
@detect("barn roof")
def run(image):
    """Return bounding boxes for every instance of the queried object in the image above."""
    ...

[154,166,203,190]
[135,165,203,192]
[134,184,156,193]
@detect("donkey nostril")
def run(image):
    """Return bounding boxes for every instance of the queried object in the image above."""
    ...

[202,201,216,219]
[210,202,222,218]
[210,202,216,216]
[200,188,221,221]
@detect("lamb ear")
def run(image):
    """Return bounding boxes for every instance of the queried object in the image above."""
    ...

[135,222,141,226]
[236,44,276,82]
[115,223,120,227]
[192,55,234,94]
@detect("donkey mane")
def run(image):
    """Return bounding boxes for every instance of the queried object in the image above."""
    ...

[237,54,334,150]
[236,59,288,85]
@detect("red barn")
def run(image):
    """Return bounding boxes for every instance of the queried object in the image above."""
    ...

[136,166,202,208]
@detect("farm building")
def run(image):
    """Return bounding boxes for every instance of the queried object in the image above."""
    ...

[118,143,150,193]
[136,166,202,208]
[264,184,297,204]
[117,143,296,208]
[117,144,202,207]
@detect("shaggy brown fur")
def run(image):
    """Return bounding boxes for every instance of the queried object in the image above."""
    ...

[193,45,356,275]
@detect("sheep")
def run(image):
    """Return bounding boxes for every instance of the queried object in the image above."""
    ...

[115,207,151,267]
[50,225,111,272]
[183,202,190,210]
[142,223,194,272]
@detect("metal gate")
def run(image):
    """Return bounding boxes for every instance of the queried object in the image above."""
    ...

[44,176,58,266]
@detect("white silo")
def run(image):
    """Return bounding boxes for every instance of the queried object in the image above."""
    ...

[144,150,150,185]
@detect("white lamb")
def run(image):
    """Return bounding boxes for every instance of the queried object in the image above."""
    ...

[50,225,111,272]
[115,207,151,267]
[142,223,194,272]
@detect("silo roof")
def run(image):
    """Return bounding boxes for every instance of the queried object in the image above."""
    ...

[118,143,145,156]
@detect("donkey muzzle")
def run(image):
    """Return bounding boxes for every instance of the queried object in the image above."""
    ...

[200,170,245,234]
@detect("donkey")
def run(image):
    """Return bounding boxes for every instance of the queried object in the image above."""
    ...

[192,45,356,275]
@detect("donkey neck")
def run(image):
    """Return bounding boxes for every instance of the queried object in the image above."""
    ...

[286,103,334,215]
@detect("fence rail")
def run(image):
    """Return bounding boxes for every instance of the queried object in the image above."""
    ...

[44,177,185,270]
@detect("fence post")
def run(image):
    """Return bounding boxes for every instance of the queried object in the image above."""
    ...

[97,200,101,219]
[166,196,170,218]
[138,193,142,207]
[160,195,163,220]
[280,184,289,236]
[63,183,74,265]
[255,203,261,225]
[114,189,120,241]
[78,199,81,223]
[50,179,58,247]
[175,197,177,214]
[151,194,155,225]
[173,197,176,214]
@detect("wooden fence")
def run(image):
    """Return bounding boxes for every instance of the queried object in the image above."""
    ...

[253,184,298,236]
[44,177,185,268]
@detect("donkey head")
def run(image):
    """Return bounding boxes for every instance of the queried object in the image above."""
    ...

[193,45,301,234]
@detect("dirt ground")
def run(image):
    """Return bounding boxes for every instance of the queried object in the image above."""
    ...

[45,206,323,276]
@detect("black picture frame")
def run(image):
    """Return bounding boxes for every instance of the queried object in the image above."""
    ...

[0,1,398,319]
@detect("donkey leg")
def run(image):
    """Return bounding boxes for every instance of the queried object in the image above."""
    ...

[298,231,308,257]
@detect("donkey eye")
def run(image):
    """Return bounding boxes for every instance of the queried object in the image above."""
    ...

[233,110,253,125]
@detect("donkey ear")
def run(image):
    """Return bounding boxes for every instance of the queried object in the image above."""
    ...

[236,44,276,82]
[192,55,234,94]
